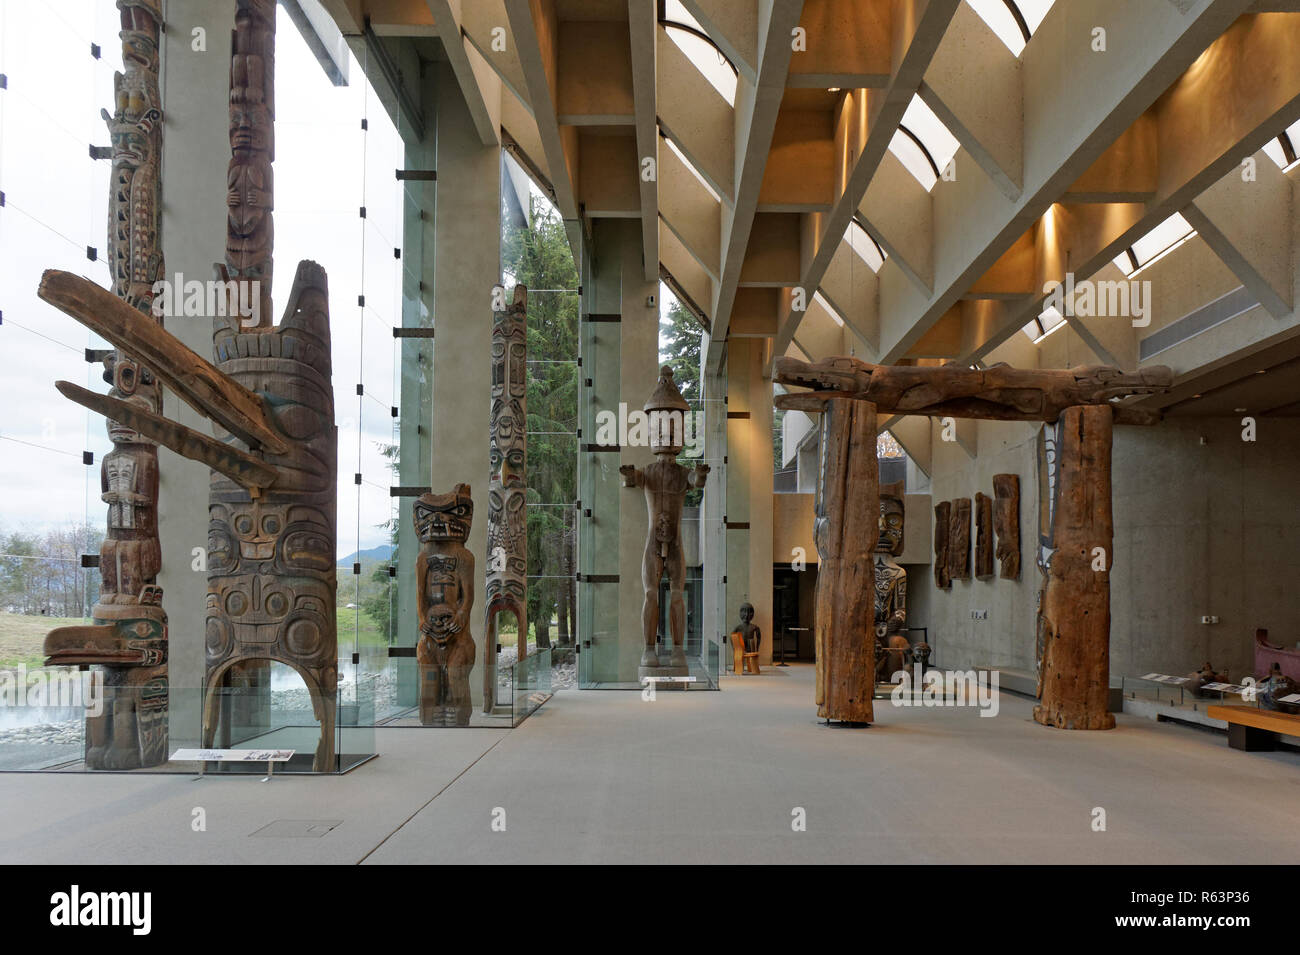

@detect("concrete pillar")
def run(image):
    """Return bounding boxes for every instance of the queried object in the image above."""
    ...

[429,62,501,709]
[724,338,774,665]
[615,220,659,682]
[157,0,237,745]
[700,359,729,675]
[577,221,622,684]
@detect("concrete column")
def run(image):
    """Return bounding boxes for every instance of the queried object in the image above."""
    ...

[429,61,500,708]
[616,220,659,683]
[394,62,437,707]
[577,221,622,684]
[724,338,774,665]
[700,359,728,675]
[158,0,237,745]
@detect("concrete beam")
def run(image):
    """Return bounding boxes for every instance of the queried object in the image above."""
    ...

[504,0,581,221]
[657,25,736,201]
[461,0,530,107]
[768,0,961,369]
[858,148,933,294]
[556,20,636,124]
[710,0,806,348]
[680,0,759,83]
[1185,149,1294,317]
[874,0,1257,366]
[427,0,502,144]
[629,0,658,281]
[659,141,723,279]
[918,0,1022,200]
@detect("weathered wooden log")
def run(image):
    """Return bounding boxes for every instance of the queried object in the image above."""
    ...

[993,473,1021,580]
[933,500,952,589]
[947,498,971,581]
[773,356,1171,424]
[1034,405,1116,730]
[813,398,877,723]
[975,492,994,579]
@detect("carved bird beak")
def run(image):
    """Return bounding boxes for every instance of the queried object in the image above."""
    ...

[38,269,287,456]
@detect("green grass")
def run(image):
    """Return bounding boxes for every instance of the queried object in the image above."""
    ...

[0,612,85,670]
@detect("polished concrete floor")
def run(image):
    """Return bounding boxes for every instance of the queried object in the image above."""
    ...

[0,663,1296,864]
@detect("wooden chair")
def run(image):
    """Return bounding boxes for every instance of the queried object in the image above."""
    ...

[731,630,760,674]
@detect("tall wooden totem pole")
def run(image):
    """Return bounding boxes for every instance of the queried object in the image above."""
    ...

[42,0,339,770]
[484,285,529,712]
[43,0,168,770]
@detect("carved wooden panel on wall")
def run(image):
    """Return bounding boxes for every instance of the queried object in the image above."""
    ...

[933,500,952,589]
[974,492,994,579]
[993,473,1021,580]
[947,498,971,581]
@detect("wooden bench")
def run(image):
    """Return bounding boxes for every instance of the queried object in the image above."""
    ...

[730,632,760,675]
[1206,705,1300,752]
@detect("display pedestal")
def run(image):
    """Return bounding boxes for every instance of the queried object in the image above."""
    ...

[639,664,689,681]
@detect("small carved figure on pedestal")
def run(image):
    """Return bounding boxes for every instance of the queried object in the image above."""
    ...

[730,601,761,675]
[414,485,477,726]
[620,367,709,680]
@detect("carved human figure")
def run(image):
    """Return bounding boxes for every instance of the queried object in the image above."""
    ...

[44,0,168,770]
[732,602,761,654]
[873,480,909,681]
[414,486,477,726]
[620,367,709,674]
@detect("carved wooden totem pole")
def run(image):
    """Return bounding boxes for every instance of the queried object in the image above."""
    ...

[993,473,1020,580]
[484,285,528,712]
[620,367,709,680]
[42,0,339,768]
[43,0,168,770]
[873,480,909,682]
[776,356,1171,728]
[414,486,477,725]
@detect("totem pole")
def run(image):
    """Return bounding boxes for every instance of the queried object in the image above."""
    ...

[620,367,709,680]
[873,480,909,682]
[43,0,168,770]
[414,486,477,725]
[42,0,339,769]
[484,285,528,712]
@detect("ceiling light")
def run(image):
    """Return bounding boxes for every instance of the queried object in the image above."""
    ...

[1234,407,1247,413]
[827,87,840,93]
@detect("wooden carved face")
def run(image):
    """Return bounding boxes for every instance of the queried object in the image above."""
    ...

[414,486,474,544]
[103,353,161,443]
[877,481,904,555]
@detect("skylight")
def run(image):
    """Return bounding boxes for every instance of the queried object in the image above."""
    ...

[662,0,737,106]
[1261,118,1300,171]
[845,219,885,272]
[888,95,961,190]
[964,0,1056,57]
[1112,213,1196,277]
[1022,304,1066,342]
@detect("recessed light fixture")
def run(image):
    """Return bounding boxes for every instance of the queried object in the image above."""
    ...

[1234,407,1247,413]
[1256,369,1266,374]
[827,87,840,93]
[1192,394,1202,399]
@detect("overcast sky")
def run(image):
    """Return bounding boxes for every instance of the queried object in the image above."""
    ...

[0,2,404,558]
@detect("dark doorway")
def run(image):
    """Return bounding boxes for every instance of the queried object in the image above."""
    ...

[773,564,816,661]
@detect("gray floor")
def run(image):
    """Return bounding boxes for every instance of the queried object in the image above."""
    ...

[1,663,1296,864]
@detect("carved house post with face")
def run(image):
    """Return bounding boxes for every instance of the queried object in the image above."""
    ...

[813,398,878,723]
[1034,405,1116,730]
[974,492,994,579]
[933,500,952,589]
[485,285,528,712]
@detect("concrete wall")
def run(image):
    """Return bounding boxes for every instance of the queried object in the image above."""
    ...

[919,414,1300,681]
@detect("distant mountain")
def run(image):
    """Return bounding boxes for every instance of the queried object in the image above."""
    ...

[338,544,393,566]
